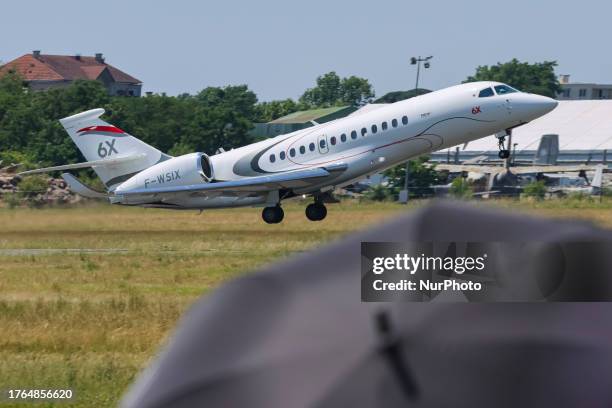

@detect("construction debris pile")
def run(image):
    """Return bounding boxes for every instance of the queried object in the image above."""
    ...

[0,163,82,206]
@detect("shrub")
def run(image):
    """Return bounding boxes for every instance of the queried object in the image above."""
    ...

[364,184,392,201]
[0,151,38,172]
[522,180,547,200]
[449,177,473,199]
[3,192,21,208]
[16,175,48,198]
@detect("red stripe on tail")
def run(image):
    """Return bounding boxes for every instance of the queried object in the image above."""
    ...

[77,125,126,134]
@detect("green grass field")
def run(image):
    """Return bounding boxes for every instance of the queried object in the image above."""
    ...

[1,198,611,407]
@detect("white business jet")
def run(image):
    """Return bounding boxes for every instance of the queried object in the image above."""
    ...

[20,82,557,223]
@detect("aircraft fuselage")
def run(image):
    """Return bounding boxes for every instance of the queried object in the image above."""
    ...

[116,81,556,209]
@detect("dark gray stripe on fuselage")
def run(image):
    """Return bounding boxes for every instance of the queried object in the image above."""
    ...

[104,154,170,188]
[232,137,291,177]
[105,171,140,188]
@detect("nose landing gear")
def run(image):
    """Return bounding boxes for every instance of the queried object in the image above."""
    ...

[497,130,511,159]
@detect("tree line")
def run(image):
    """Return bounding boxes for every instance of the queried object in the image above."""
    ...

[0,70,374,167]
[0,59,560,173]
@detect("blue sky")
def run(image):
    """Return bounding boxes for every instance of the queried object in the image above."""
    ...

[2,0,609,101]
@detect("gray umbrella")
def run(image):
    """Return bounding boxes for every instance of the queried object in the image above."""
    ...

[122,202,612,408]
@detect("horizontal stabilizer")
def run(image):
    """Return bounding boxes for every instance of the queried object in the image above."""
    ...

[18,154,145,176]
[61,173,108,198]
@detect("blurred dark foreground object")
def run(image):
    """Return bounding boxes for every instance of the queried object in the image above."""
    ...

[122,202,612,408]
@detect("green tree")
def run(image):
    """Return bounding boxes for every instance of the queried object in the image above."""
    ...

[300,71,374,107]
[0,72,35,152]
[464,59,561,98]
[183,85,258,154]
[382,156,439,199]
[340,76,375,106]
[106,92,197,154]
[0,77,262,168]
[254,99,302,122]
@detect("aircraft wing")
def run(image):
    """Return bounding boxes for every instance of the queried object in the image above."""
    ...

[116,163,348,196]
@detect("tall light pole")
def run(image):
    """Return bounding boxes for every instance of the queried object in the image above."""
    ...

[399,55,433,204]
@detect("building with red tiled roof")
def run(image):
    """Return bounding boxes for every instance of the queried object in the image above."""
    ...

[0,51,142,96]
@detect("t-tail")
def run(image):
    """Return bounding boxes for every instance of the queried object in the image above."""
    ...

[20,108,171,191]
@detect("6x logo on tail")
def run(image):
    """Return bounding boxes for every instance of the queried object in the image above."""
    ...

[97,140,118,158]
[77,125,126,158]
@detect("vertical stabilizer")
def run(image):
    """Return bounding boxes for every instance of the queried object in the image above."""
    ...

[59,109,170,189]
[534,134,559,165]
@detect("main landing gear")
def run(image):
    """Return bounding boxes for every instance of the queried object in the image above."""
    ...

[261,193,330,224]
[305,202,327,221]
[262,205,284,224]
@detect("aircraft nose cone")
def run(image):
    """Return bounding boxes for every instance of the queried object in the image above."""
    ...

[539,95,558,113]
[514,94,558,121]
[531,94,558,116]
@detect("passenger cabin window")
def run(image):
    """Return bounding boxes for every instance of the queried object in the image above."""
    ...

[351,130,357,140]
[280,151,286,160]
[309,142,315,151]
[392,119,398,128]
[319,139,326,148]
[361,127,367,136]
[289,148,296,157]
[330,136,337,145]
[494,85,518,95]
[300,146,306,154]
[270,154,275,163]
[382,121,388,130]
[402,116,408,125]
[341,133,347,142]
[478,87,494,97]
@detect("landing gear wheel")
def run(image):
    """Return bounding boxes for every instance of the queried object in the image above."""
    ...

[498,149,510,159]
[305,203,327,221]
[262,205,284,224]
[497,132,510,159]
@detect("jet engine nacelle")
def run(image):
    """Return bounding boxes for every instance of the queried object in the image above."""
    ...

[115,152,214,193]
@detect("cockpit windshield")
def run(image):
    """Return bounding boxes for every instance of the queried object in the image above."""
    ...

[478,87,494,97]
[494,85,518,95]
